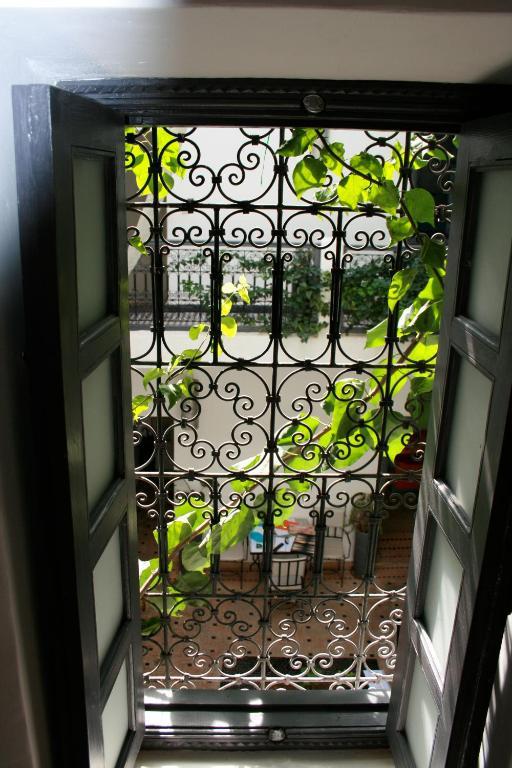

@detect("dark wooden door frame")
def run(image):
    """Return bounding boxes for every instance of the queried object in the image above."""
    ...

[59,78,512,132]
[27,78,512,757]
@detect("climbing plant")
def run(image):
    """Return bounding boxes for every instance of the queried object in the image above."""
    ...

[126,127,455,629]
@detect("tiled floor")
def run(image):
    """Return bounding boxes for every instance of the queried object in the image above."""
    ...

[141,508,413,690]
[136,749,395,767]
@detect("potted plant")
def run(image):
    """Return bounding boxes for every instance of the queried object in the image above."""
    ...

[350,494,374,578]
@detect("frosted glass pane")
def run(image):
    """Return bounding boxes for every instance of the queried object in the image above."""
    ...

[102,660,129,768]
[445,358,492,520]
[467,169,512,336]
[73,155,109,332]
[82,358,116,513]
[93,528,124,664]
[405,659,438,768]
[423,526,463,676]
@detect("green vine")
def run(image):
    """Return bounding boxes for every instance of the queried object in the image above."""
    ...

[126,128,455,630]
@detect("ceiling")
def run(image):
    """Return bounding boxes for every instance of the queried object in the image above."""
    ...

[2,4,512,84]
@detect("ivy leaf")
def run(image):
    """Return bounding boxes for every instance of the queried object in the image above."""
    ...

[319,141,345,175]
[179,348,202,363]
[132,394,152,421]
[139,558,159,591]
[420,236,446,271]
[336,174,368,210]
[141,617,162,637]
[409,375,435,396]
[277,128,317,157]
[387,216,414,244]
[189,322,207,340]
[162,171,174,191]
[221,298,232,316]
[142,367,167,389]
[328,422,379,469]
[222,282,237,294]
[322,378,366,441]
[365,318,387,349]
[158,383,183,408]
[181,541,210,573]
[350,152,383,180]
[221,316,237,337]
[397,297,431,336]
[404,188,435,226]
[406,337,439,363]
[388,268,418,312]
[369,180,400,214]
[128,235,147,255]
[418,277,443,302]
[173,571,210,594]
[292,157,327,199]
[237,276,251,304]
[387,424,414,462]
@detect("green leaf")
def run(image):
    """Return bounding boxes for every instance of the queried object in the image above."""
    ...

[409,375,435,396]
[404,188,435,226]
[336,174,369,210]
[158,383,183,408]
[128,235,147,255]
[173,571,210,594]
[369,180,400,214]
[365,318,387,348]
[319,141,345,175]
[143,367,167,389]
[221,316,237,337]
[141,617,162,637]
[322,378,366,441]
[388,268,418,312]
[398,292,443,337]
[420,236,446,271]
[387,216,414,244]
[222,282,237,294]
[405,337,439,363]
[292,157,327,199]
[162,171,174,191]
[233,275,250,305]
[179,348,202,363]
[139,558,159,590]
[418,277,443,302]
[181,541,210,573]
[221,298,232,316]
[132,394,152,421]
[329,421,379,469]
[382,161,396,181]
[406,389,432,431]
[387,424,414,462]
[277,128,317,157]
[350,152,383,180]
[189,322,206,340]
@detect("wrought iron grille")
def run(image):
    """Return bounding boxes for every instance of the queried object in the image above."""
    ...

[127,126,454,694]
[129,246,321,333]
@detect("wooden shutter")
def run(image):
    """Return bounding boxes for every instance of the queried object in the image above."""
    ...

[387,114,512,767]
[13,85,143,768]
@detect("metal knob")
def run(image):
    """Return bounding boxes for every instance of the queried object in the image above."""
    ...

[303,93,325,115]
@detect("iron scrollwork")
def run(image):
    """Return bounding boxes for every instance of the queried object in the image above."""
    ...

[127,125,455,693]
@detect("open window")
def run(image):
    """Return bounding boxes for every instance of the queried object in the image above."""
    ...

[12,81,512,765]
